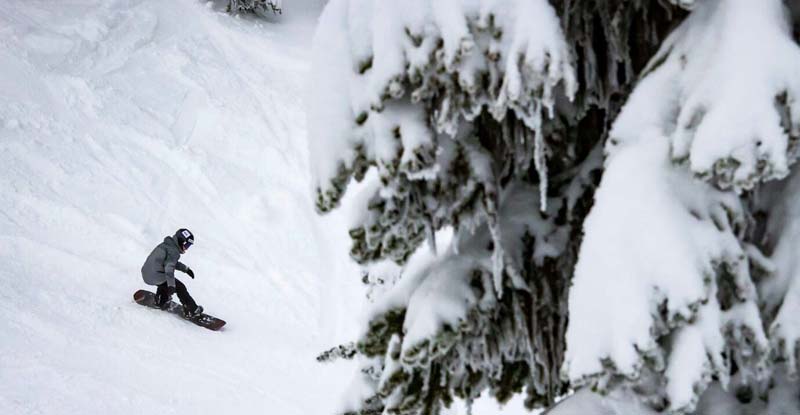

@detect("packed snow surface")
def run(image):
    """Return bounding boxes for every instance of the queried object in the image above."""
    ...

[0,0,365,413]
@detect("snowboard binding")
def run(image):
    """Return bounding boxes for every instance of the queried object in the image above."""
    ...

[183,305,204,319]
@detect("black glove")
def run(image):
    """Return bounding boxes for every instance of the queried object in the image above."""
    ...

[186,268,195,279]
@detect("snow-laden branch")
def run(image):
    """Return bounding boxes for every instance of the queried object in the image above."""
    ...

[763,168,800,375]
[350,182,571,412]
[308,0,576,213]
[563,0,800,411]
[627,0,800,191]
[565,135,768,413]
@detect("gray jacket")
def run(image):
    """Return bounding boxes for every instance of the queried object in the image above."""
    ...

[141,236,189,288]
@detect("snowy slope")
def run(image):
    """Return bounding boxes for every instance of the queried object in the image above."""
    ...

[0,1,364,414]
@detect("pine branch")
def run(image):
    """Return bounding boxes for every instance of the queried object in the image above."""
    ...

[316,342,358,363]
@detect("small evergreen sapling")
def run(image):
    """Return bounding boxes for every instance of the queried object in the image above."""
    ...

[227,0,281,15]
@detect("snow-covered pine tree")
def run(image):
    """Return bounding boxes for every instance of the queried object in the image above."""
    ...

[309,0,800,414]
[227,0,281,15]
[565,0,800,413]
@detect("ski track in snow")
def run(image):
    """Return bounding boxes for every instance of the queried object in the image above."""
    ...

[0,0,363,414]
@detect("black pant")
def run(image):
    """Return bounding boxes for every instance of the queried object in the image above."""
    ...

[156,279,197,310]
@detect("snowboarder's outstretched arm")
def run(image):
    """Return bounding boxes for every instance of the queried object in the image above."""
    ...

[164,246,192,286]
[176,261,194,278]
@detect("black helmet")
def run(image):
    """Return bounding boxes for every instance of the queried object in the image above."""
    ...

[175,228,194,251]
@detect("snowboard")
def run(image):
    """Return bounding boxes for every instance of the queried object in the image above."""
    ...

[133,289,226,331]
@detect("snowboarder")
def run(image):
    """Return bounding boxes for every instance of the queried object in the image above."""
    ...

[140,228,203,318]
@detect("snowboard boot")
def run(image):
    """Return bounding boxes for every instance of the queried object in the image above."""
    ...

[183,304,203,318]
[155,294,170,310]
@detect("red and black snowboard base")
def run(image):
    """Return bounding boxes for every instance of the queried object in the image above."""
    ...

[133,289,226,331]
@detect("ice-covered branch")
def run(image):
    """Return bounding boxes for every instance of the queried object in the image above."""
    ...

[308,0,576,214]
[352,183,572,413]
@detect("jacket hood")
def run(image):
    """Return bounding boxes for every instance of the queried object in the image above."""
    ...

[164,236,180,250]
